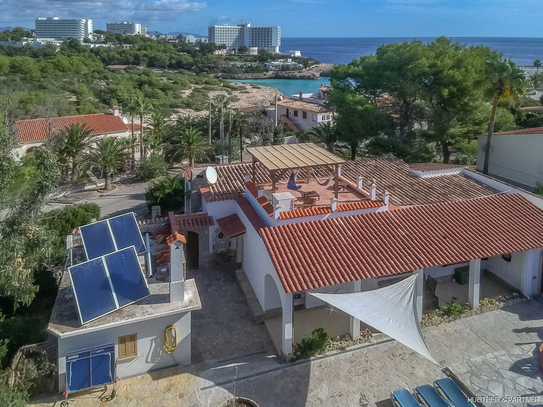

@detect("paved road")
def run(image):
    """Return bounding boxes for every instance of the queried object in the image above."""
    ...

[31,300,543,407]
[46,181,150,220]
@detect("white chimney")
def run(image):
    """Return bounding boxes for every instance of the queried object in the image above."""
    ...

[113,105,120,116]
[330,198,338,212]
[245,174,251,183]
[274,204,282,220]
[383,190,390,205]
[169,241,185,302]
[299,91,303,100]
[370,183,377,200]
[338,165,342,176]
[258,186,264,198]
[357,177,363,191]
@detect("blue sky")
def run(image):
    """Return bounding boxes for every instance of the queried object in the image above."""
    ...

[2,0,542,37]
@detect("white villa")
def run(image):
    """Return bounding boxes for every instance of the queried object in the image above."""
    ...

[11,109,142,160]
[180,143,543,358]
[268,99,333,132]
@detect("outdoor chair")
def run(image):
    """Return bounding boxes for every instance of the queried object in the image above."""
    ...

[415,385,454,407]
[434,378,475,407]
[424,275,440,312]
[391,388,422,407]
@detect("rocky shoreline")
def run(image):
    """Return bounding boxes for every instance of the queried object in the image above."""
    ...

[216,63,334,80]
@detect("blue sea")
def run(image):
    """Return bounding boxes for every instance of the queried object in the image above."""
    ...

[281,37,543,66]
[231,37,543,95]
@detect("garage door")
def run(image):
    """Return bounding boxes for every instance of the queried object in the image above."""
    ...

[66,345,115,393]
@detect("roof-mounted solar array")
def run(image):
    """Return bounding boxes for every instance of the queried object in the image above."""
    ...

[68,246,150,324]
[80,213,146,260]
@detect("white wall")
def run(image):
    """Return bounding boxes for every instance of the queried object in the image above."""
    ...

[477,134,543,189]
[276,104,333,130]
[485,252,525,292]
[56,312,191,392]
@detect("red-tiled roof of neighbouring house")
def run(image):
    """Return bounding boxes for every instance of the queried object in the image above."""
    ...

[235,195,266,232]
[261,193,543,293]
[200,187,240,203]
[277,99,332,113]
[15,114,129,143]
[216,214,247,239]
[244,181,259,197]
[409,163,465,172]
[492,127,543,135]
[340,159,497,207]
[169,212,214,233]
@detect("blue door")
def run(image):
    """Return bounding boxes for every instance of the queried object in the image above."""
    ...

[67,345,114,393]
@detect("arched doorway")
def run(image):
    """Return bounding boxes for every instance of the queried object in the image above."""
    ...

[186,231,199,270]
[264,274,282,311]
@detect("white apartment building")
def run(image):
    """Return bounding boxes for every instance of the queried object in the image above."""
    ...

[208,23,280,52]
[35,17,93,42]
[106,22,147,35]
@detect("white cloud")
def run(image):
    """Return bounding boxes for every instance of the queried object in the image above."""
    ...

[1,0,206,27]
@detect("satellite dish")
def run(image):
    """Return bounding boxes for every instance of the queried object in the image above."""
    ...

[206,166,218,185]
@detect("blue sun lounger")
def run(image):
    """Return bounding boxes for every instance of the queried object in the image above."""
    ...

[415,385,454,407]
[391,388,422,407]
[435,378,476,407]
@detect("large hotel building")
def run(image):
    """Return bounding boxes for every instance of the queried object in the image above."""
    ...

[35,17,93,42]
[208,23,281,53]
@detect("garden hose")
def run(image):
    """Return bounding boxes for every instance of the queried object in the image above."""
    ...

[164,325,177,354]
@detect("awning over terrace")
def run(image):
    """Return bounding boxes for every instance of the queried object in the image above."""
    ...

[246,143,346,197]
[309,274,437,364]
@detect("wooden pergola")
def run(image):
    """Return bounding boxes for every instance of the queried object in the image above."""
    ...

[246,143,346,199]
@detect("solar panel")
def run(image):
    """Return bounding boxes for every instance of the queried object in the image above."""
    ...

[80,221,116,260]
[69,246,150,325]
[80,212,146,260]
[108,213,146,254]
[69,259,117,324]
[104,247,149,307]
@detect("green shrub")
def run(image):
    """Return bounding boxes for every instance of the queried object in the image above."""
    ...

[435,302,468,317]
[145,176,184,213]
[40,203,100,263]
[535,182,543,196]
[292,328,332,361]
[136,153,168,180]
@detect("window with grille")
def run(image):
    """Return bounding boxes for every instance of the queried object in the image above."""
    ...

[302,111,307,119]
[118,334,137,360]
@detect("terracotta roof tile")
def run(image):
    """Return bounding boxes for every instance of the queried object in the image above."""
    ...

[280,206,332,220]
[165,232,187,245]
[235,195,266,232]
[15,114,129,143]
[245,181,258,197]
[337,201,386,211]
[261,194,543,293]
[216,214,247,238]
[169,212,214,233]
[277,99,332,113]
[341,159,497,207]
[492,127,543,135]
[192,158,497,207]
[200,187,240,203]
[256,196,274,216]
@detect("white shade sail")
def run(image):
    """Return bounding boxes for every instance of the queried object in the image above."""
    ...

[309,274,438,364]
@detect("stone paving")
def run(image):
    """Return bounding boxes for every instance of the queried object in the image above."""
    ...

[31,299,543,407]
[188,264,275,364]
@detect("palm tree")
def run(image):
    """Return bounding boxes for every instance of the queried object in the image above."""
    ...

[165,128,212,166]
[56,123,93,182]
[534,59,542,75]
[86,138,130,190]
[133,96,154,158]
[230,112,247,161]
[145,109,168,153]
[124,99,139,169]
[482,54,528,174]
[307,122,338,152]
